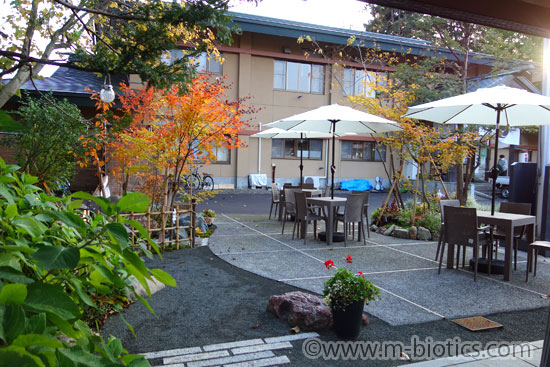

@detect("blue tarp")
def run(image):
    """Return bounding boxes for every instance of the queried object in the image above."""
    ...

[340,179,373,191]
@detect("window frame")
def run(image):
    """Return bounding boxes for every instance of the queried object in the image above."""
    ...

[341,140,386,162]
[271,138,323,160]
[343,68,376,97]
[273,60,324,94]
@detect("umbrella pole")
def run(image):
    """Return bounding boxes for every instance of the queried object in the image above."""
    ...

[491,107,502,216]
[329,119,337,199]
[299,133,304,187]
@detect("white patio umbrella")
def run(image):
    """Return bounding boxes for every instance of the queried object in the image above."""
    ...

[250,128,332,186]
[266,104,402,198]
[403,85,550,214]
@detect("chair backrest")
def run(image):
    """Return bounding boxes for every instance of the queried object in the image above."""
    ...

[443,206,478,247]
[499,202,531,216]
[271,183,279,201]
[344,193,365,222]
[439,199,460,223]
[284,188,299,213]
[294,191,307,221]
[302,182,315,189]
[499,202,532,236]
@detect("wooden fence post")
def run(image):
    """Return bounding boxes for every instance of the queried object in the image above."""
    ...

[191,199,196,248]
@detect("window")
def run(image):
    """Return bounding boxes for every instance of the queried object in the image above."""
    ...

[194,146,230,164]
[161,50,222,74]
[341,141,386,162]
[212,146,229,163]
[343,68,376,97]
[271,139,323,159]
[273,60,324,94]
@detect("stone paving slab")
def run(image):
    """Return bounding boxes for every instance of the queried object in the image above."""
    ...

[210,234,292,255]
[218,251,327,280]
[143,333,308,367]
[304,246,438,274]
[366,268,550,322]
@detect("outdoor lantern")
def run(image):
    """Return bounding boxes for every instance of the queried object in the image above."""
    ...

[100,84,115,103]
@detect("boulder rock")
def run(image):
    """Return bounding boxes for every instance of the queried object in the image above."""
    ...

[128,275,166,300]
[417,226,432,241]
[393,228,410,239]
[370,224,378,233]
[409,226,418,240]
[267,291,333,331]
[383,225,396,236]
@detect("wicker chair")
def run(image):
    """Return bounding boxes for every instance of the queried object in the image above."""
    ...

[293,192,326,243]
[434,200,461,261]
[492,202,531,270]
[269,183,280,220]
[335,193,367,246]
[438,206,492,281]
[351,190,371,239]
[281,188,300,235]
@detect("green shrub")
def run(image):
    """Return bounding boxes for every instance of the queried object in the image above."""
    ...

[0,158,176,366]
[416,211,441,235]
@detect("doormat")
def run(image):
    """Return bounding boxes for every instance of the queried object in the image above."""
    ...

[452,316,503,331]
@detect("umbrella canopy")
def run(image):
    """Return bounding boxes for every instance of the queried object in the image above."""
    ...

[251,128,332,185]
[404,85,550,214]
[266,104,402,198]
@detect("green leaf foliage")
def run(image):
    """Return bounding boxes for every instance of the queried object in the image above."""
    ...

[0,284,27,304]
[116,192,151,213]
[32,246,80,270]
[0,159,175,366]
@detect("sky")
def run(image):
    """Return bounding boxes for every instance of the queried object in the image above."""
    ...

[228,0,372,31]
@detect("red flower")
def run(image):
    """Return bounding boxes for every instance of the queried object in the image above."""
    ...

[324,260,335,269]
[358,271,363,275]
[346,255,353,264]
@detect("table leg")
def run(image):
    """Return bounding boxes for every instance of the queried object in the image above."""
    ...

[326,204,333,246]
[503,223,513,281]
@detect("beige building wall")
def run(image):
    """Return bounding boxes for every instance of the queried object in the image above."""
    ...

[199,31,393,188]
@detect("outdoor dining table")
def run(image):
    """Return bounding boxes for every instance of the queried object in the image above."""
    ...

[306,196,347,246]
[446,210,536,281]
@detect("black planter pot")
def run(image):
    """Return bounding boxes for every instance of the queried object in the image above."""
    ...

[332,300,364,339]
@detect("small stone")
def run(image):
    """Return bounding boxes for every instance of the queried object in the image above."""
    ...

[267,291,333,331]
[370,224,378,232]
[383,225,396,236]
[392,228,410,239]
[409,226,417,240]
[417,226,432,241]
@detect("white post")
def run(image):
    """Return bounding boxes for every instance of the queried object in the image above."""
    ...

[537,39,550,238]
[257,122,262,173]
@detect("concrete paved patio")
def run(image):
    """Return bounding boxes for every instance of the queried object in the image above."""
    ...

[208,212,550,327]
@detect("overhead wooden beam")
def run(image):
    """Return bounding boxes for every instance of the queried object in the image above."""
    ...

[360,0,550,38]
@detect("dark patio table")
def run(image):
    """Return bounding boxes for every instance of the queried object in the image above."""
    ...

[306,196,347,246]
[446,210,536,281]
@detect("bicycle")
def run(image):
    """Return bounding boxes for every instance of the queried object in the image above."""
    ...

[182,166,214,191]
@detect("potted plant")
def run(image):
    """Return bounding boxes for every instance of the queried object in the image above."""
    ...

[201,209,216,224]
[323,255,380,339]
[195,227,215,246]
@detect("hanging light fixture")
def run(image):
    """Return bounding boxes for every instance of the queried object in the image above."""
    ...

[99,74,115,103]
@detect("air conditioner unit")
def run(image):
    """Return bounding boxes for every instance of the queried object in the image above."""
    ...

[304,176,326,189]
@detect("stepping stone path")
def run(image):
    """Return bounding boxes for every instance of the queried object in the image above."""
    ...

[140,332,319,367]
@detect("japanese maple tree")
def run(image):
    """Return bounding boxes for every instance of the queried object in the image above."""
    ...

[109,75,253,209]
